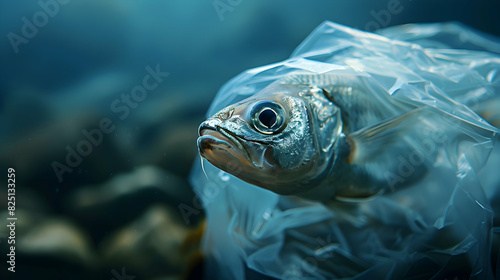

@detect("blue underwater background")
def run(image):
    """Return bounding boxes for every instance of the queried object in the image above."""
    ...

[0,1,499,280]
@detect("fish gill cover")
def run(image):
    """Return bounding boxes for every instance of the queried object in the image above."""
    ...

[190,21,500,279]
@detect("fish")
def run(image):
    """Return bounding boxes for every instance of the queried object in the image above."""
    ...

[197,73,472,201]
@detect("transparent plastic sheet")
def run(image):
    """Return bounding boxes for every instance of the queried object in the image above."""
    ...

[190,21,500,279]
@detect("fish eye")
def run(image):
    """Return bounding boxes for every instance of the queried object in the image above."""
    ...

[250,101,286,134]
[259,109,277,128]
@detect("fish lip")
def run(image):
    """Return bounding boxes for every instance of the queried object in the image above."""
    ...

[198,121,216,137]
[198,121,253,164]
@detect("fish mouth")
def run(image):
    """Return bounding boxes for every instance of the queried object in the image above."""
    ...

[197,122,254,168]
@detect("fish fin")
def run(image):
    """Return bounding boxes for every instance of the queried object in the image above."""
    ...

[347,108,425,165]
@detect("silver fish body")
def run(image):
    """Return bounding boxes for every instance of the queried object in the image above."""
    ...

[193,21,500,280]
[197,74,437,201]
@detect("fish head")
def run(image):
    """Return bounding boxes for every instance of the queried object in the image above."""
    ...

[198,82,343,195]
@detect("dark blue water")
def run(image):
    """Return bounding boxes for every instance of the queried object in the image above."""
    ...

[0,1,499,279]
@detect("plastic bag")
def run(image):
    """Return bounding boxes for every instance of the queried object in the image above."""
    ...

[190,21,500,279]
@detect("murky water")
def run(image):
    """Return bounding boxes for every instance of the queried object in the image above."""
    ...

[0,1,499,279]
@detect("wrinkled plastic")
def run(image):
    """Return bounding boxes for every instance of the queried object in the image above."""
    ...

[190,21,500,279]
